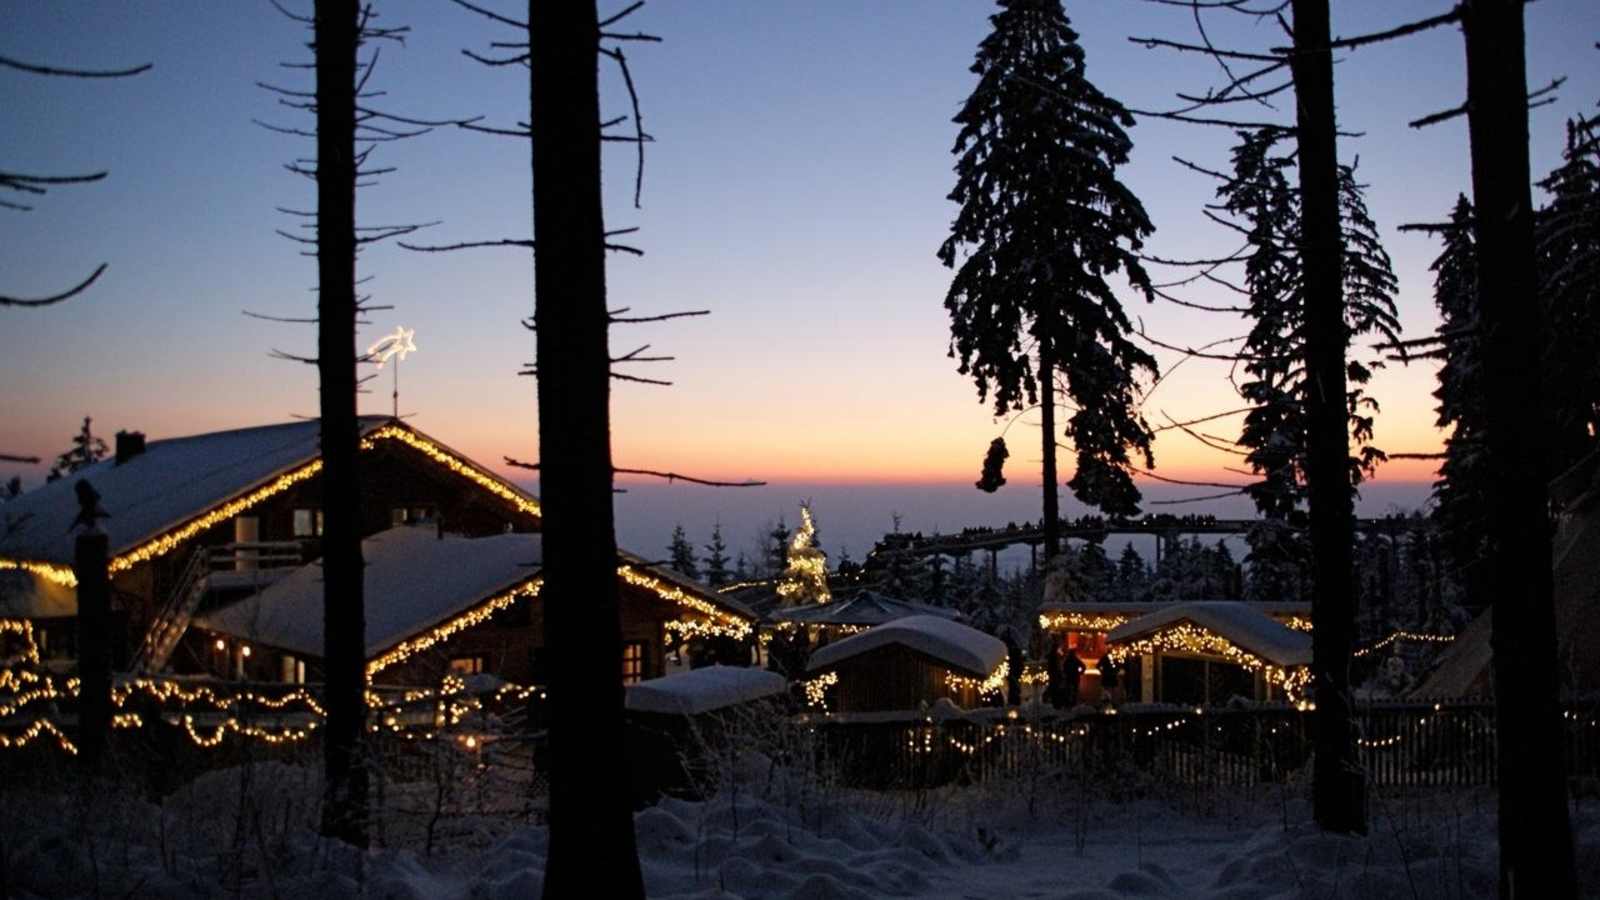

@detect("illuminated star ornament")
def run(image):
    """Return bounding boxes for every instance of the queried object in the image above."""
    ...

[368,326,417,369]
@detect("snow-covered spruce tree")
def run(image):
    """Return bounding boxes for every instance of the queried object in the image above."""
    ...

[1114,543,1148,602]
[1221,130,1401,517]
[774,504,830,608]
[1537,110,1600,476]
[667,523,699,580]
[940,0,1157,564]
[1424,197,1491,612]
[1216,130,1400,608]
[46,416,108,481]
[764,515,790,578]
[702,521,732,587]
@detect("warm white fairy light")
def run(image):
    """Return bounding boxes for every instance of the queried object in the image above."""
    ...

[943,658,1010,699]
[0,424,541,588]
[1105,622,1312,703]
[367,326,417,369]
[775,504,830,606]
[367,578,543,677]
[1038,610,1130,633]
[0,559,77,588]
[802,671,838,711]
[1353,630,1455,658]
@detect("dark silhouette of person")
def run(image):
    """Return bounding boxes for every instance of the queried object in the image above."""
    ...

[1061,647,1084,707]
[1100,652,1120,701]
[1047,641,1066,708]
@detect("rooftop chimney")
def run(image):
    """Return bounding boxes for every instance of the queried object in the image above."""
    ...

[114,431,146,466]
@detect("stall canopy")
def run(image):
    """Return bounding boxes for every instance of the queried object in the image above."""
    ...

[807,614,1006,679]
[1106,601,1312,669]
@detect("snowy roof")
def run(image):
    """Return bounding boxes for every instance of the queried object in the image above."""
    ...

[807,614,1008,678]
[1411,610,1492,699]
[620,556,758,623]
[769,590,960,627]
[625,665,787,716]
[195,526,543,658]
[1105,602,1311,668]
[0,417,406,566]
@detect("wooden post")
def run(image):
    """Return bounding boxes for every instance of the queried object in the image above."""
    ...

[74,530,111,770]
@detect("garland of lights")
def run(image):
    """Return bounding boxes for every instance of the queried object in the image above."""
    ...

[366,579,543,676]
[943,658,1010,699]
[1352,630,1455,658]
[0,559,76,588]
[619,566,753,640]
[1104,622,1312,703]
[802,671,837,711]
[0,425,542,587]
[1019,662,1050,686]
[1038,610,1131,633]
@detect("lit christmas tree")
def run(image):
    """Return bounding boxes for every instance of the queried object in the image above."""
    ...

[775,503,830,607]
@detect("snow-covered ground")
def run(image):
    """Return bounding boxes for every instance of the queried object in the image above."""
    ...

[5,756,1597,898]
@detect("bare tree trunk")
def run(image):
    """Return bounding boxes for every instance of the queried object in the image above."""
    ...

[529,2,643,897]
[316,0,368,849]
[74,528,110,772]
[1289,0,1364,835]
[1461,1,1578,894]
[1038,334,1060,563]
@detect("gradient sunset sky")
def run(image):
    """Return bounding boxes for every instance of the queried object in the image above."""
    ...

[4,1,1597,498]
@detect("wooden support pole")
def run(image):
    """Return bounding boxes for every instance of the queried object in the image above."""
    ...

[74,529,111,771]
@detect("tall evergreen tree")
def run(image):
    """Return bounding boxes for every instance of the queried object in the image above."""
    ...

[764,515,790,577]
[1217,130,1401,518]
[702,521,732,587]
[666,523,698,580]
[46,416,108,482]
[775,504,830,608]
[1115,543,1148,601]
[1537,109,1600,474]
[939,0,1158,568]
[1425,197,1490,611]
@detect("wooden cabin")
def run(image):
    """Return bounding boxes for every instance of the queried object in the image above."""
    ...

[1038,600,1311,703]
[803,615,1008,714]
[0,418,538,669]
[186,525,758,687]
[1102,602,1313,706]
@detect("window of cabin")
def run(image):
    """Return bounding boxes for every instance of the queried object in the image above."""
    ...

[293,508,324,537]
[621,641,647,685]
[280,654,306,684]
[449,655,486,676]
[391,506,436,527]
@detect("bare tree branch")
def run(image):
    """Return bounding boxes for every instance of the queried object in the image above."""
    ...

[0,264,107,307]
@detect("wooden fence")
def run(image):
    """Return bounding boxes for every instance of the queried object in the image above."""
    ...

[807,701,1600,790]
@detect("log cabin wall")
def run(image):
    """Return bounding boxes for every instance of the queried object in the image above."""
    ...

[824,645,980,713]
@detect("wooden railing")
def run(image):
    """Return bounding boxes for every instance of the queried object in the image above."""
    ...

[804,700,1600,790]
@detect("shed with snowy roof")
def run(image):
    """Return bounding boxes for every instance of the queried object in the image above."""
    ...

[187,525,758,686]
[1104,601,1313,705]
[803,614,1008,714]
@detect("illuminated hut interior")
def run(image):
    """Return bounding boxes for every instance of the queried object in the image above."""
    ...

[1102,602,1313,705]
[1038,600,1311,704]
